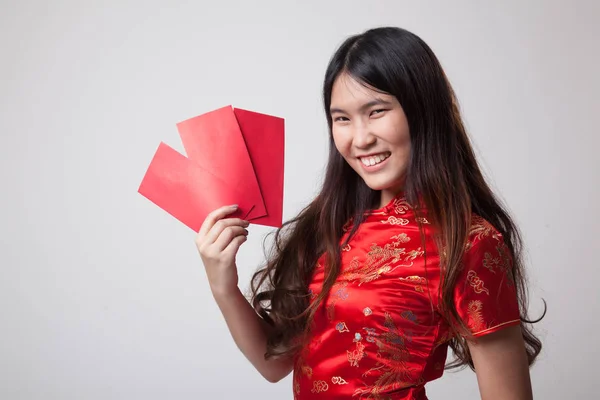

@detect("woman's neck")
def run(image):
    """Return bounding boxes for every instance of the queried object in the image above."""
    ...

[379,187,404,208]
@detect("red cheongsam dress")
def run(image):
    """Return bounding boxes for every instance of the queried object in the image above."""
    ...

[292,194,521,399]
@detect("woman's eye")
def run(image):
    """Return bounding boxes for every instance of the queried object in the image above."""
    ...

[371,109,387,116]
[334,116,349,122]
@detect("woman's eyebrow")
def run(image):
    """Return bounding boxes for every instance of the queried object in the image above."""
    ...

[330,98,393,114]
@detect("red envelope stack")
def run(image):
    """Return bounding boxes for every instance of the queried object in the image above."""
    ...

[138,105,285,231]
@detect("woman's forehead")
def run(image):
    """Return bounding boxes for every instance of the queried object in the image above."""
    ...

[331,73,396,111]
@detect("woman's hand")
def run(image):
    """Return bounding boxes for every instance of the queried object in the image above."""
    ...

[195,205,249,296]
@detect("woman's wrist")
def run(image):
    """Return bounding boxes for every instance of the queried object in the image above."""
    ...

[211,284,244,305]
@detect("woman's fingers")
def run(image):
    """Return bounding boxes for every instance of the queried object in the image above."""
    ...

[222,233,249,258]
[197,205,240,239]
[202,218,249,247]
[213,225,248,252]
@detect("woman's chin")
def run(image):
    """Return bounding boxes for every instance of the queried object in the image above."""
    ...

[362,178,405,194]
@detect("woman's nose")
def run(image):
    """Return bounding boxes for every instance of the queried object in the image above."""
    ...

[353,122,376,148]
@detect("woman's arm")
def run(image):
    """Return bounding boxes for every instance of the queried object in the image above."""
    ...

[212,287,295,383]
[468,325,533,400]
[195,205,294,383]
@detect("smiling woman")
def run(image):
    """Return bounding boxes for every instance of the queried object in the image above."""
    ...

[195,26,543,400]
[330,74,411,206]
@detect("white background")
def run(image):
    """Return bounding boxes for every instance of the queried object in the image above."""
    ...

[1,0,598,398]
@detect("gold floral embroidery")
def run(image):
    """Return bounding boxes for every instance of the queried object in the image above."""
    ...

[353,313,415,398]
[342,244,352,252]
[391,198,410,215]
[348,256,360,269]
[324,259,356,320]
[415,217,430,224]
[333,282,350,301]
[390,233,411,243]
[399,275,426,293]
[483,251,501,273]
[326,281,349,321]
[301,365,313,378]
[496,243,511,268]
[311,380,329,393]
[339,235,417,286]
[347,339,366,367]
[295,337,320,377]
[336,322,350,333]
[293,356,303,398]
[496,242,515,286]
[404,248,424,261]
[380,216,409,225]
[363,307,373,316]
[326,230,422,320]
[467,300,485,331]
[468,216,501,241]
[332,376,348,385]
[467,270,489,295]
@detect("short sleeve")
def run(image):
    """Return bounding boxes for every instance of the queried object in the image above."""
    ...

[453,224,521,337]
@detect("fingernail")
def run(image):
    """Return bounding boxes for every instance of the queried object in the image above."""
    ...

[243,220,250,226]
[229,204,239,209]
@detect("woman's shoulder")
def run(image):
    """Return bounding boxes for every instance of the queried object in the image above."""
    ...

[467,214,504,244]
[463,214,512,272]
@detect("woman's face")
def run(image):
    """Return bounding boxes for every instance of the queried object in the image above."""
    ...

[330,73,411,207]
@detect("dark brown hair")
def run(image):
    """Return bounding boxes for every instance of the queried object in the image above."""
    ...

[250,26,543,369]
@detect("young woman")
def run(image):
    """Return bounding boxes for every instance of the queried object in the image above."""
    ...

[195,26,543,399]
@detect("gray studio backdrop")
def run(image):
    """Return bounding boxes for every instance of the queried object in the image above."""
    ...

[1,0,598,399]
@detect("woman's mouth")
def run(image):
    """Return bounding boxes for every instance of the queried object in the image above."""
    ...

[358,152,391,167]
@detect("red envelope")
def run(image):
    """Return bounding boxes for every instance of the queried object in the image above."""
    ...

[177,106,267,221]
[138,142,253,232]
[234,108,285,228]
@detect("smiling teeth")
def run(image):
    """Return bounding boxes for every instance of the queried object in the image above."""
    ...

[360,153,390,167]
